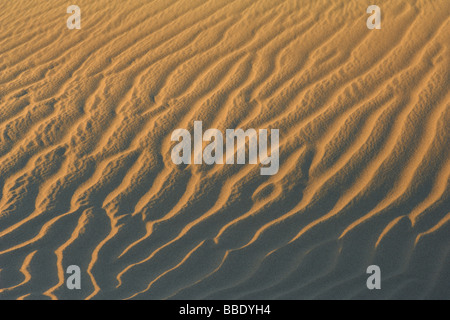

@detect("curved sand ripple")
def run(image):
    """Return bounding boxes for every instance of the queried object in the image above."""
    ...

[0,0,449,299]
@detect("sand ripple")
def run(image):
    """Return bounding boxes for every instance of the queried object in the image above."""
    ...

[0,0,449,299]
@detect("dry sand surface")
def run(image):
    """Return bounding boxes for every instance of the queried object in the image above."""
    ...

[0,0,449,300]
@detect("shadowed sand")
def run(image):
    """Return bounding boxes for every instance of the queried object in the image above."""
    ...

[0,0,449,300]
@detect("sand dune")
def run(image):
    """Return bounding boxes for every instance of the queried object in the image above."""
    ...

[0,0,449,299]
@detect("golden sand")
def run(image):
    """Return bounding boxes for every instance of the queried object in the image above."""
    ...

[0,0,449,299]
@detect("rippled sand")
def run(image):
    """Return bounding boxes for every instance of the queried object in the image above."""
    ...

[0,0,449,299]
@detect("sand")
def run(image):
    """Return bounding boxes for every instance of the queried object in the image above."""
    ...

[0,0,449,300]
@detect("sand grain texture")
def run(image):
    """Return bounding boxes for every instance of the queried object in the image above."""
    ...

[0,0,449,299]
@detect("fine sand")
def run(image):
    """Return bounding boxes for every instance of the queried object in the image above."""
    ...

[0,0,449,300]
